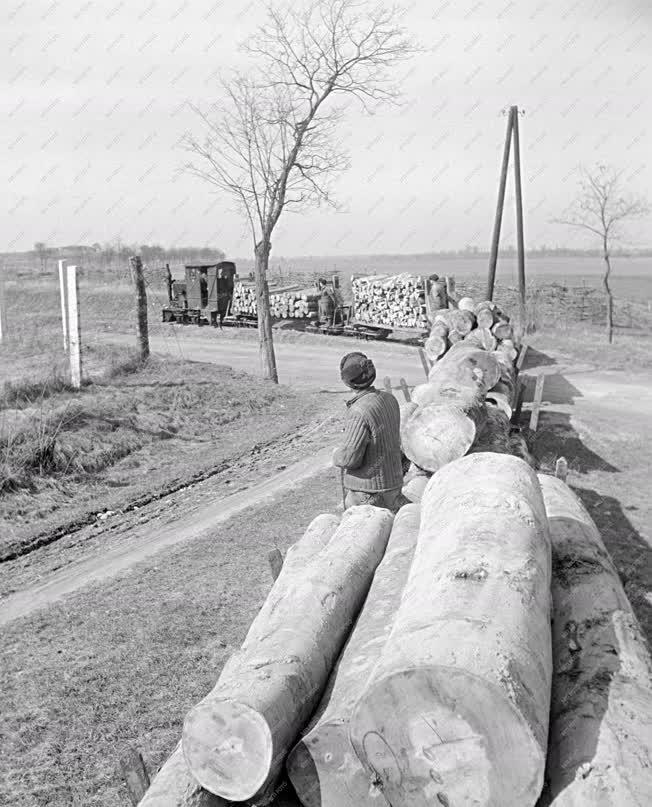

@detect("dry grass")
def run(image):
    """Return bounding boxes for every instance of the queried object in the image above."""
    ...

[0,347,334,557]
[0,471,339,807]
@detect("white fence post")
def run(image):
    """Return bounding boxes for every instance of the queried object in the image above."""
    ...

[66,265,82,388]
[58,259,69,350]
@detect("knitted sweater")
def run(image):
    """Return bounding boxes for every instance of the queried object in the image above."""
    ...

[333,387,403,492]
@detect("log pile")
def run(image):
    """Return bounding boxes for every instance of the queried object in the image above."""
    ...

[424,297,515,363]
[352,274,429,329]
[231,283,319,319]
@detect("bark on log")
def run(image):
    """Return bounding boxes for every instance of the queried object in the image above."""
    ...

[538,474,652,807]
[447,329,464,344]
[350,453,552,807]
[424,333,447,362]
[286,505,421,807]
[138,515,340,807]
[468,406,513,454]
[449,309,476,335]
[182,507,394,803]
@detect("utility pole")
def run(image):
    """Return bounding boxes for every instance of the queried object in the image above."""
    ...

[130,256,150,361]
[487,107,515,301]
[512,105,527,332]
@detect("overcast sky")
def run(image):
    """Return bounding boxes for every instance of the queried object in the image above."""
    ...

[2,0,650,257]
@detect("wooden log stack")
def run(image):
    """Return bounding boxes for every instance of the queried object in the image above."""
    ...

[424,297,515,362]
[352,274,430,329]
[230,283,319,319]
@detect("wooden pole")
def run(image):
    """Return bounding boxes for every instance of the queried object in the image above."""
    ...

[130,256,150,361]
[487,107,514,301]
[512,105,527,331]
[165,263,172,304]
[58,259,69,350]
[444,275,456,308]
[66,265,82,389]
[0,279,6,343]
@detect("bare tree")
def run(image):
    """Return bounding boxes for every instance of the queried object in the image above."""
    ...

[183,0,417,381]
[555,164,649,343]
[34,241,51,272]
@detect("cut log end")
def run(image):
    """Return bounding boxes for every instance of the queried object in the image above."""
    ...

[352,667,544,807]
[182,700,272,801]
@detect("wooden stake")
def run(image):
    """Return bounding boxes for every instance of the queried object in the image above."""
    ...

[165,263,173,304]
[444,275,456,308]
[515,341,529,373]
[119,748,150,806]
[554,456,568,482]
[512,105,527,330]
[417,348,431,378]
[130,256,150,361]
[399,377,411,402]
[487,107,514,301]
[529,373,545,432]
[58,259,69,350]
[384,376,392,394]
[66,265,82,389]
[267,549,283,582]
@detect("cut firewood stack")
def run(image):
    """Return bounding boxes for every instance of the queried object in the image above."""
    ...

[352,274,429,329]
[424,296,517,363]
[231,283,319,319]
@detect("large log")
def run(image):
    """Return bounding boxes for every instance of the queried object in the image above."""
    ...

[464,327,498,351]
[351,453,552,807]
[439,343,502,390]
[402,474,429,503]
[137,515,340,807]
[286,505,421,807]
[538,474,652,807]
[182,507,394,803]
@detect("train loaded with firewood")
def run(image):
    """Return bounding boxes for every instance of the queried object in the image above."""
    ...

[161,264,518,350]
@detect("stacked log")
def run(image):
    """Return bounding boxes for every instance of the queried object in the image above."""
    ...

[350,453,553,807]
[181,506,394,803]
[230,283,319,319]
[538,474,652,807]
[137,514,341,807]
[424,296,514,361]
[287,504,421,807]
[352,274,429,329]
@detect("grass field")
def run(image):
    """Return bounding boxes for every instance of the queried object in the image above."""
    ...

[0,472,341,807]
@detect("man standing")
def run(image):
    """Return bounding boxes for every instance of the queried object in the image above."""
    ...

[332,352,405,513]
[316,278,337,325]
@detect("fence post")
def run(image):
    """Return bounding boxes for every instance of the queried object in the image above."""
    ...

[0,279,6,342]
[66,265,82,389]
[58,259,69,349]
[130,256,150,360]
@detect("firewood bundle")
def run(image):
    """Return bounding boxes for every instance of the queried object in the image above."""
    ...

[230,283,319,319]
[424,296,517,364]
[352,274,429,329]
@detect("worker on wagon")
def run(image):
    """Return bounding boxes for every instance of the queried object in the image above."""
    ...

[332,352,406,513]
[317,278,336,325]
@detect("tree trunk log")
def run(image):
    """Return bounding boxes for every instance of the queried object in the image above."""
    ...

[477,307,496,329]
[402,475,429,503]
[464,327,498,351]
[254,239,278,382]
[137,515,340,807]
[182,507,394,803]
[438,343,502,391]
[350,453,552,807]
[424,333,447,362]
[492,321,513,341]
[537,474,652,807]
[286,505,420,807]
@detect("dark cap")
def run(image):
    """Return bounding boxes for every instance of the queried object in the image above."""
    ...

[340,352,376,389]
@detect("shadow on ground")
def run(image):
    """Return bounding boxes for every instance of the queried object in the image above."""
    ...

[530,411,618,475]
[522,346,558,370]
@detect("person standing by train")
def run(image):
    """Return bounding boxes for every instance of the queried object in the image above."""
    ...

[316,277,337,326]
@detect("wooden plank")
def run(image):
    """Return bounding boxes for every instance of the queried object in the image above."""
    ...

[554,457,568,482]
[516,341,528,372]
[267,549,283,582]
[383,376,393,394]
[119,748,150,806]
[529,373,545,432]
[512,376,526,425]
[417,348,431,379]
[399,378,411,402]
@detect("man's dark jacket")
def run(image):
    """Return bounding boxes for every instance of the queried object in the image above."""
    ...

[333,387,403,492]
